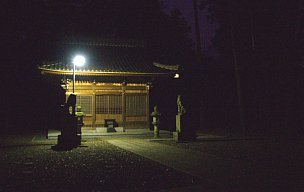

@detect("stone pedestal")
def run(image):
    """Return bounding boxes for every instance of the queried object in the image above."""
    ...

[173,131,196,142]
[58,116,81,146]
[172,131,181,141]
[175,115,184,132]
[174,114,183,142]
[58,134,81,147]
[152,122,160,138]
[174,114,196,142]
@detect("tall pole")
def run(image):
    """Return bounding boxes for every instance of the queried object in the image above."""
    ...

[73,55,85,93]
[73,63,75,93]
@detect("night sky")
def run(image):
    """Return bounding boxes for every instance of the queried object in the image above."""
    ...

[164,0,217,55]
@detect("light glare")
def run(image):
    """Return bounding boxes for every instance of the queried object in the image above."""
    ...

[73,55,85,66]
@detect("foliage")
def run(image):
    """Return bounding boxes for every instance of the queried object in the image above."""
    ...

[3,0,193,65]
[199,0,304,134]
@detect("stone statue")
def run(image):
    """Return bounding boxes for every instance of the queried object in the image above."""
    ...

[177,95,186,115]
[174,95,196,141]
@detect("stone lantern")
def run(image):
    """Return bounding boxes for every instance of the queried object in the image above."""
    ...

[151,106,161,138]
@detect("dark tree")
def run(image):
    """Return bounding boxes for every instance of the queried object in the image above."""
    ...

[200,0,304,136]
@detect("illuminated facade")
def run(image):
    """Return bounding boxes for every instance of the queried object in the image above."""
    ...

[39,40,177,129]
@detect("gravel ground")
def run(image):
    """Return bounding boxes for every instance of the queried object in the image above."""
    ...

[154,137,304,190]
[1,133,304,191]
[0,134,200,192]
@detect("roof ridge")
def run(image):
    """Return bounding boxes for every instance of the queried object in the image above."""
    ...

[62,38,144,48]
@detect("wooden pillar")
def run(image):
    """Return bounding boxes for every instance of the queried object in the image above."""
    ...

[122,82,126,128]
[146,84,150,129]
[92,82,96,128]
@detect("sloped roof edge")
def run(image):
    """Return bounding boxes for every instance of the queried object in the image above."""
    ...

[153,62,179,71]
[38,66,173,77]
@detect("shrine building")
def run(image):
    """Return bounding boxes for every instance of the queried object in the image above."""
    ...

[39,39,178,129]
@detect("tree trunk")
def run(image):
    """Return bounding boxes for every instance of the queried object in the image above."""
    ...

[250,10,255,51]
[192,0,202,63]
[230,22,245,135]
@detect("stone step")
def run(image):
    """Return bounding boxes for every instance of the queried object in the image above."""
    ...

[82,127,96,130]
[96,127,125,133]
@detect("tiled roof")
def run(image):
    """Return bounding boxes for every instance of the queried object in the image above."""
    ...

[39,40,175,77]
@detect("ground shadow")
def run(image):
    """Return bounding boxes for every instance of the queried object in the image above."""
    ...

[51,144,88,152]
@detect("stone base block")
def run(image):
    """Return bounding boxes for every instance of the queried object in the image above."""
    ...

[96,127,116,133]
[96,127,125,133]
[173,132,181,142]
[57,134,81,146]
[173,131,196,142]
[114,127,125,132]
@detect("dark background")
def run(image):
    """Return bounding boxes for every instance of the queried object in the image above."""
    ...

[1,0,303,137]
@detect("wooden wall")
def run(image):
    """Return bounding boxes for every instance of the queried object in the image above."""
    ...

[65,81,150,129]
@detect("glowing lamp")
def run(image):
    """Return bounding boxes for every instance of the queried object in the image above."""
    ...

[73,55,86,67]
[72,55,85,93]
